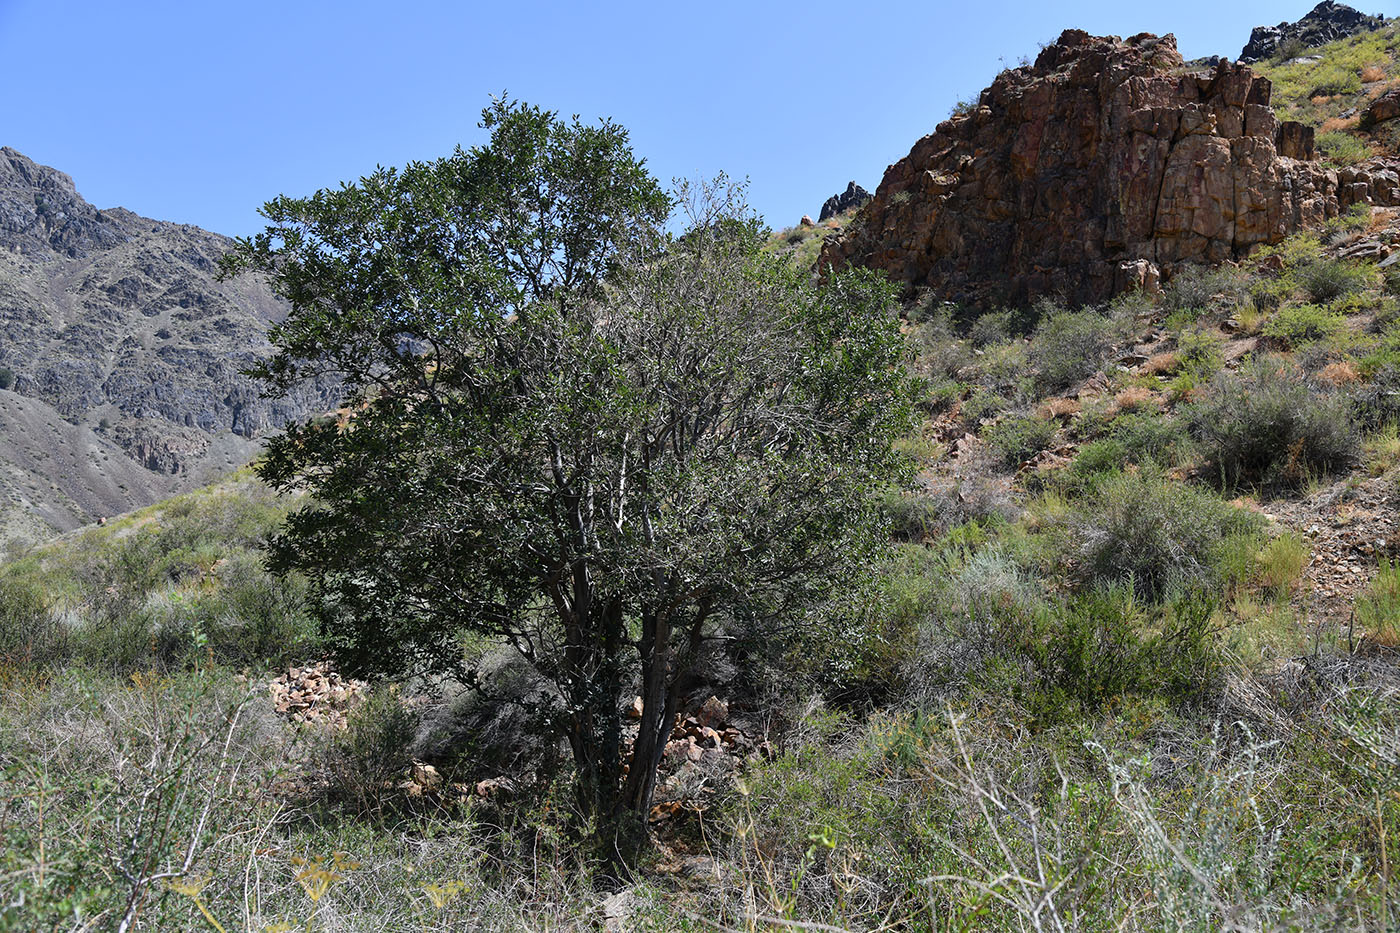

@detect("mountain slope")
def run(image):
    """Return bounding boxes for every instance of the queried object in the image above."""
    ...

[0,147,329,553]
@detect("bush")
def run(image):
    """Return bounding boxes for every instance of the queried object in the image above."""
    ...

[0,367,13,391]
[1110,411,1193,466]
[1163,265,1249,316]
[1026,586,1223,713]
[1068,438,1129,481]
[967,311,1012,347]
[1317,131,1372,167]
[917,379,962,416]
[983,414,1056,468]
[960,388,1007,428]
[881,489,942,542]
[1353,365,1400,429]
[1356,559,1400,641]
[968,340,1031,394]
[1297,258,1373,304]
[906,546,1225,716]
[1261,304,1347,348]
[0,580,65,667]
[321,687,421,817]
[1173,328,1224,377]
[1030,308,1121,391]
[1187,358,1359,489]
[1070,465,1263,599]
[903,548,1046,699]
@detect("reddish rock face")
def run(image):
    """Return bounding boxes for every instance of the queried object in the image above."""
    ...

[820,30,1398,307]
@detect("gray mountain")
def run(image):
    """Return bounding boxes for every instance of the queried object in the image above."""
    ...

[0,147,331,553]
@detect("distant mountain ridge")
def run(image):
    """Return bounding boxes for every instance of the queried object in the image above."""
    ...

[0,147,331,552]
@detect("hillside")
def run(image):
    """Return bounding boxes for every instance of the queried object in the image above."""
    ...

[0,148,332,553]
[3,6,1400,933]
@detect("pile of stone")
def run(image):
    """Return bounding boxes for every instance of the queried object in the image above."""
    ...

[660,695,754,765]
[622,694,768,823]
[268,662,365,728]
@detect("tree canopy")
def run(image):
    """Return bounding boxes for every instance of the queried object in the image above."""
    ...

[221,100,915,855]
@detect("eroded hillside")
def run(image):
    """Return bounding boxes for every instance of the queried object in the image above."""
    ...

[0,148,334,552]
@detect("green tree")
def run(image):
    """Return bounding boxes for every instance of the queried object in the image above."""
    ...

[222,101,914,855]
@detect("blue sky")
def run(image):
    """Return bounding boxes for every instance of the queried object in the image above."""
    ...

[2,1,1393,237]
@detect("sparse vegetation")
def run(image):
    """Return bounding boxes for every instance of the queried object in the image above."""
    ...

[9,23,1400,930]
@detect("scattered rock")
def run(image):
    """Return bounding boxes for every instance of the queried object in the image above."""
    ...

[697,695,729,728]
[799,214,814,227]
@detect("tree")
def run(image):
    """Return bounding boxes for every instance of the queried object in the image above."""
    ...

[222,100,914,856]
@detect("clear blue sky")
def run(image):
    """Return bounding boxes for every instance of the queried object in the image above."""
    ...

[1,0,1392,237]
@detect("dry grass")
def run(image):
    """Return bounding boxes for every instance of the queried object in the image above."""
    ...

[1361,65,1387,83]
[1113,385,1159,412]
[1316,359,1361,386]
[1142,351,1179,375]
[1040,396,1082,420]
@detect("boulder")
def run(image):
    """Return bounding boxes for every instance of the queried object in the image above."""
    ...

[1364,87,1400,127]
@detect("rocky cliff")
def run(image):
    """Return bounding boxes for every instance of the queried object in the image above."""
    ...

[1240,1,1384,64]
[819,30,1400,307]
[0,147,332,550]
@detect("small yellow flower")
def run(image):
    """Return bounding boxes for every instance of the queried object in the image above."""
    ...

[167,874,210,898]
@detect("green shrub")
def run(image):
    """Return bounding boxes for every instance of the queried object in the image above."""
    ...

[968,311,1012,347]
[960,388,1007,428]
[919,378,964,414]
[969,340,1031,394]
[322,687,421,817]
[1356,559,1400,640]
[1163,265,1249,316]
[1353,365,1400,429]
[1173,328,1224,378]
[907,546,1225,715]
[1296,258,1373,304]
[1024,586,1223,714]
[1070,465,1263,599]
[881,490,942,542]
[1068,438,1129,480]
[984,414,1056,468]
[0,367,13,391]
[0,580,65,667]
[1262,304,1347,348]
[1317,131,1372,167]
[1188,359,1359,489]
[1110,412,1193,466]
[1030,308,1120,391]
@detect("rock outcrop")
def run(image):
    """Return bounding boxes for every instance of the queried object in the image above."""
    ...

[0,147,335,550]
[819,30,1400,307]
[819,181,872,222]
[1240,2,1384,65]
